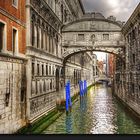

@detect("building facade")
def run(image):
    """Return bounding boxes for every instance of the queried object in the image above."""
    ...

[0,0,26,133]
[25,0,86,124]
[114,3,140,116]
[0,0,133,134]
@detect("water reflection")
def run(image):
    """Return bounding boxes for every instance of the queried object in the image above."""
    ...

[43,84,140,134]
[65,113,72,134]
[90,85,117,134]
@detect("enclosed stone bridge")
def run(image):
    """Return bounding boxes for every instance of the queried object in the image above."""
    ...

[62,16,125,62]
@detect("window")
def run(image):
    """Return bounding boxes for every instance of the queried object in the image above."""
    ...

[20,89,25,102]
[46,64,48,75]
[5,93,10,107]
[12,0,18,8]
[77,34,85,41]
[40,82,42,93]
[0,22,5,52]
[50,80,52,90]
[12,28,18,55]
[103,34,109,40]
[91,34,95,41]
[132,84,135,94]
[43,80,46,92]
[32,63,35,76]
[64,10,67,22]
[133,54,135,64]
[42,64,44,76]
[49,66,51,75]
[61,4,63,22]
[37,64,40,76]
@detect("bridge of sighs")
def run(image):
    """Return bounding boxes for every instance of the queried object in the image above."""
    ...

[62,16,125,63]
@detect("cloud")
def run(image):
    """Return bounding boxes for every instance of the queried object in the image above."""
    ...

[82,0,140,21]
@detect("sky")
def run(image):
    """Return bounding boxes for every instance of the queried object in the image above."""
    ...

[82,0,140,22]
[81,0,140,60]
[95,52,106,61]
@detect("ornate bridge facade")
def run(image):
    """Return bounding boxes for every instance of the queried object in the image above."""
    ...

[62,18,125,62]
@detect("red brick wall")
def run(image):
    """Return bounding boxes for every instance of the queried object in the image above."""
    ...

[108,54,115,77]
[0,0,26,23]
[0,0,26,54]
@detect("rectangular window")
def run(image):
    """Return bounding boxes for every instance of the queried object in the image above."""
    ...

[37,64,40,76]
[42,64,44,76]
[64,10,67,22]
[77,34,85,41]
[132,84,135,93]
[50,80,52,90]
[5,93,10,107]
[0,22,5,52]
[103,34,109,40]
[46,64,48,75]
[12,28,18,55]
[133,54,135,64]
[49,66,51,75]
[20,89,25,102]
[12,0,18,8]
[32,63,35,76]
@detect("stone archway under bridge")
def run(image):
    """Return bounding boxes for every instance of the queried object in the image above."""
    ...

[61,17,125,85]
[56,14,126,106]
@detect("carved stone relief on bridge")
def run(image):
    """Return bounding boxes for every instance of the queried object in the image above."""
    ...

[63,21,121,32]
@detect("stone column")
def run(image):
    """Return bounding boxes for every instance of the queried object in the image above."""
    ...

[43,31,46,50]
[34,25,37,47]
[39,27,42,49]
[26,0,32,47]
[26,57,32,122]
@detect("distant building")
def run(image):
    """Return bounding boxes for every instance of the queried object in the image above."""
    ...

[108,54,115,78]
[97,60,104,75]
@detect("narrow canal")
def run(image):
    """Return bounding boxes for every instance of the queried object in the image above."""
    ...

[42,84,140,134]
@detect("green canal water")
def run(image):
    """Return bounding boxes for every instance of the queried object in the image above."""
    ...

[42,84,140,134]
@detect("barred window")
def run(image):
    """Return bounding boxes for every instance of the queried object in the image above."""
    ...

[77,34,85,41]
[103,34,109,40]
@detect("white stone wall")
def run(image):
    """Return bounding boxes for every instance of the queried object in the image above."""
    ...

[0,56,26,134]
